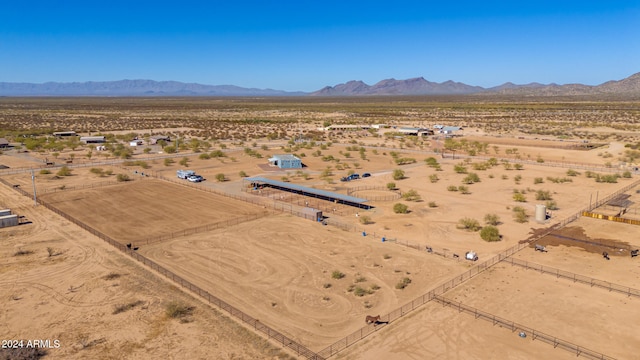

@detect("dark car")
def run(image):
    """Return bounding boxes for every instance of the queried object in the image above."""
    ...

[349,173,360,180]
[362,172,371,178]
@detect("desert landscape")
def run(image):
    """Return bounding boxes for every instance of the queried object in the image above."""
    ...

[1,96,640,359]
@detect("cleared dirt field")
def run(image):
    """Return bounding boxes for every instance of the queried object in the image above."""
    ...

[137,213,470,351]
[39,179,269,244]
[0,185,289,360]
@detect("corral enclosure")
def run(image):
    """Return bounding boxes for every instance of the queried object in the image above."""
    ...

[39,179,269,244]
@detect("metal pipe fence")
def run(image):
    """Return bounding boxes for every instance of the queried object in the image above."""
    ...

[432,295,616,360]
[504,258,640,298]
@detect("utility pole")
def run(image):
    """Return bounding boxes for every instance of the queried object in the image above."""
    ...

[31,169,37,206]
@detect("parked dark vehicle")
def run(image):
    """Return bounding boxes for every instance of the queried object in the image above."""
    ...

[362,173,371,178]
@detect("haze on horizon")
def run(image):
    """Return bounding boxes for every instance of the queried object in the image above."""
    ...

[1,1,639,92]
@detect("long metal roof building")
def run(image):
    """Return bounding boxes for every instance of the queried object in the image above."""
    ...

[244,177,371,209]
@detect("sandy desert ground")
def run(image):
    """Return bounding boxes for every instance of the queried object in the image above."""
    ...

[2,97,640,359]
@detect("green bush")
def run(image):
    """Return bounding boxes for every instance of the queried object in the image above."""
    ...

[331,270,345,280]
[393,203,409,214]
[57,166,72,176]
[480,226,501,242]
[395,277,412,290]
[484,213,500,226]
[401,189,421,201]
[447,185,458,192]
[215,173,226,182]
[513,206,529,223]
[457,217,481,231]
[116,174,131,182]
[392,169,405,180]
[535,190,553,201]
[39,169,51,175]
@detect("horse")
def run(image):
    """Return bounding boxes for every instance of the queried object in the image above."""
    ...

[365,315,381,324]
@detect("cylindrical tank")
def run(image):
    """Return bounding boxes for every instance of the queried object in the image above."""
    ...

[535,204,547,223]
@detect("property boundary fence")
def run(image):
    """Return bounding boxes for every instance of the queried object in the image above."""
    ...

[432,295,616,360]
[0,178,323,360]
[504,258,640,298]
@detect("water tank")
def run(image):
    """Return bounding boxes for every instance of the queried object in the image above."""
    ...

[535,204,547,223]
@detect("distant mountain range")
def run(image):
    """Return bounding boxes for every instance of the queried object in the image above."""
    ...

[0,73,638,97]
[0,79,304,97]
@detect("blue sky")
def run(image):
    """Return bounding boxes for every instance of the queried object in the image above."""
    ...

[1,1,639,91]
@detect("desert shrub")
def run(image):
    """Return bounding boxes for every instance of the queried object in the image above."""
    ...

[393,203,409,214]
[394,157,416,165]
[402,189,421,201]
[457,217,481,231]
[165,300,194,319]
[116,174,131,182]
[480,226,501,242]
[179,157,189,166]
[546,200,559,210]
[359,215,373,225]
[447,185,458,192]
[514,175,522,184]
[331,270,345,280]
[535,190,553,200]
[163,158,174,166]
[238,170,248,177]
[163,145,177,154]
[513,206,529,223]
[215,173,226,182]
[429,174,439,183]
[103,272,121,280]
[39,169,51,175]
[353,286,371,297]
[392,169,405,180]
[428,201,438,208]
[622,170,632,178]
[113,300,145,315]
[14,249,34,256]
[453,164,467,174]
[424,157,439,167]
[395,277,412,290]
[198,153,210,160]
[533,177,544,184]
[484,213,500,226]
[57,166,72,176]
[210,150,225,158]
[566,169,580,176]
[513,192,527,202]
[386,182,397,190]
[458,185,470,194]
[514,164,524,170]
[462,173,480,184]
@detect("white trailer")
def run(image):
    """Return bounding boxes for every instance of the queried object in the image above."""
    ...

[177,170,195,179]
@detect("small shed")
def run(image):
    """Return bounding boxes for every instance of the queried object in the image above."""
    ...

[0,210,18,228]
[301,207,323,222]
[268,154,302,169]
